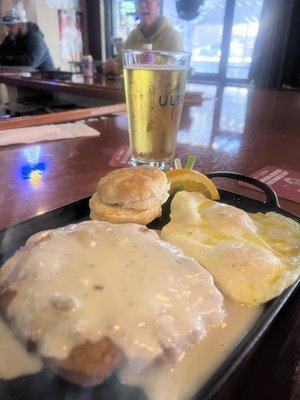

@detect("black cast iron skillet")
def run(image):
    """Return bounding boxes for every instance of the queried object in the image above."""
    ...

[0,172,299,400]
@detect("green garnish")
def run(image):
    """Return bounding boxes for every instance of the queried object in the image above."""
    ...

[174,158,182,169]
[164,155,197,171]
[184,155,196,170]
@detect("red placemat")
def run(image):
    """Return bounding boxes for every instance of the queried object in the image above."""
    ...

[109,145,131,167]
[238,166,300,204]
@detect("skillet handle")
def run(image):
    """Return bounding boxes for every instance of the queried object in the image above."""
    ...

[207,171,279,208]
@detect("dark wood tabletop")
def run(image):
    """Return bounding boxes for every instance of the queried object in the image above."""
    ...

[0,84,299,399]
[0,66,35,75]
[0,72,125,102]
[0,73,204,104]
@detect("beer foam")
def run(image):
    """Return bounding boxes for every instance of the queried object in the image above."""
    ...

[124,64,186,71]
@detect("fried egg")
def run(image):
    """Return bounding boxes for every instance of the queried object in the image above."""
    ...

[161,191,300,305]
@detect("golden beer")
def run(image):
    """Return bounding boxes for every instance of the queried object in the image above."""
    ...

[124,64,187,165]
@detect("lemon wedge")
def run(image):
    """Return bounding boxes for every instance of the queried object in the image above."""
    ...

[166,169,220,200]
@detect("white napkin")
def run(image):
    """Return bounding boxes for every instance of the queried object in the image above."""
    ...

[0,123,100,146]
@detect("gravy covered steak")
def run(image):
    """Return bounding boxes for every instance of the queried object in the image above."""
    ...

[0,221,225,387]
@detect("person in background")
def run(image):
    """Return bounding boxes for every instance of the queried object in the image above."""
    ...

[105,0,183,75]
[0,9,54,71]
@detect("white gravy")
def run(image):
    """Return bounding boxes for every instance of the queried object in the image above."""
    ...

[0,301,262,400]
[0,318,42,380]
[0,221,262,400]
[1,222,224,367]
[121,299,262,400]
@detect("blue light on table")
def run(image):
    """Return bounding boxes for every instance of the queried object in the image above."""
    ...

[21,145,47,186]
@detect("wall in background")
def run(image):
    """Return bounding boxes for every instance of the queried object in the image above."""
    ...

[31,0,61,67]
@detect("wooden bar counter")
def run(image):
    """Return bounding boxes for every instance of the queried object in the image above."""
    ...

[0,72,204,104]
[0,73,125,102]
[0,84,299,400]
[0,66,35,76]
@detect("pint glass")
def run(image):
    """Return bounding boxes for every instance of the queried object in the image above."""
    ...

[122,50,190,167]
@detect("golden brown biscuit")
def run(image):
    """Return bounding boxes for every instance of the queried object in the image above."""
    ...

[97,166,169,209]
[90,166,170,224]
[89,193,162,225]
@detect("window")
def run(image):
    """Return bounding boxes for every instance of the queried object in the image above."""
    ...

[163,0,226,75]
[226,0,264,79]
[113,0,139,40]
[162,0,264,82]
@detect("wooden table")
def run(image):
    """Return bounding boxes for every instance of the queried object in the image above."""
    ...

[0,66,35,76]
[0,103,126,130]
[0,84,299,399]
[0,73,125,102]
[0,73,204,104]
[0,67,35,111]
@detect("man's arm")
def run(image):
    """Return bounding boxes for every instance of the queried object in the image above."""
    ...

[103,58,123,76]
[0,40,6,56]
[0,36,15,65]
[5,32,48,68]
[104,30,137,76]
[0,35,14,57]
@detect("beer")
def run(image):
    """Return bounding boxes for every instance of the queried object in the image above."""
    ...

[124,64,187,165]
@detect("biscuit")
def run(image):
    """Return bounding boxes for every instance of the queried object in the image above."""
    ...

[97,166,170,210]
[89,193,162,225]
[90,166,170,224]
